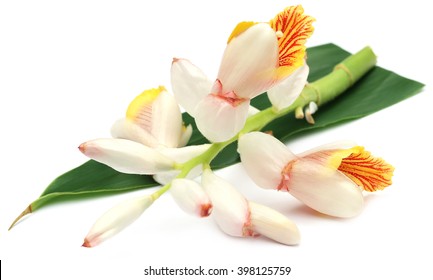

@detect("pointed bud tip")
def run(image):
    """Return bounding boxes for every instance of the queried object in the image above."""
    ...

[81,238,92,248]
[172,57,180,64]
[200,203,213,217]
[78,143,86,153]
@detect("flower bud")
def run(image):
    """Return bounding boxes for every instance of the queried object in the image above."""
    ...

[82,195,154,247]
[79,138,174,174]
[170,179,212,217]
[111,86,190,148]
[248,201,300,245]
[201,169,250,237]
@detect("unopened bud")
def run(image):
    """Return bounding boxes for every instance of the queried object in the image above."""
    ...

[170,179,212,217]
[248,201,300,245]
[82,195,154,248]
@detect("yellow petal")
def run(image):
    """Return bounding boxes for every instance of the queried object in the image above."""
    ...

[126,86,166,122]
[227,21,257,44]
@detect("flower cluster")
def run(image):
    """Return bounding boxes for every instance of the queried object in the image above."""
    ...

[79,5,394,248]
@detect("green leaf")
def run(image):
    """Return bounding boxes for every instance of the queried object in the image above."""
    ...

[9,43,424,229]
[263,65,424,143]
[36,160,157,209]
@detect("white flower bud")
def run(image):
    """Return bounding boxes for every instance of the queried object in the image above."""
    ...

[82,195,154,247]
[248,201,300,245]
[239,132,366,218]
[79,138,174,175]
[201,169,250,237]
[170,179,212,217]
[111,86,189,148]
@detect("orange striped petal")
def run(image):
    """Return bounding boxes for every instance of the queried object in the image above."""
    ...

[338,147,395,192]
[269,5,315,78]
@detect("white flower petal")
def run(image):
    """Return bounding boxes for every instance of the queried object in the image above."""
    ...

[297,141,358,158]
[111,118,159,147]
[289,159,364,218]
[201,169,249,237]
[121,87,183,148]
[249,201,300,245]
[153,165,203,185]
[308,101,318,114]
[218,23,279,99]
[238,132,296,190]
[152,144,211,185]
[83,195,154,247]
[178,124,193,147]
[170,58,212,116]
[248,105,260,116]
[150,89,183,148]
[156,144,211,163]
[79,138,174,175]
[195,94,250,143]
[170,179,212,217]
[267,63,309,112]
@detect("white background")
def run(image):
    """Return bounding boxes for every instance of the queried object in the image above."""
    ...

[1,0,431,279]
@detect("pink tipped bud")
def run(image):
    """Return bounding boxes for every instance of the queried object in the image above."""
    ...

[170,179,212,217]
[79,138,174,175]
[201,169,250,237]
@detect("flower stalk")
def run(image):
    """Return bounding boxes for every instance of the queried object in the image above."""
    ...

[243,46,377,134]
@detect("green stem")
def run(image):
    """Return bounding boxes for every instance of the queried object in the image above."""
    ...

[244,46,376,131]
[307,46,377,106]
[152,182,172,200]
[178,142,233,177]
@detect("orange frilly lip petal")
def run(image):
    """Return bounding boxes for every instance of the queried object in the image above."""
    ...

[270,5,315,77]
[338,147,395,192]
